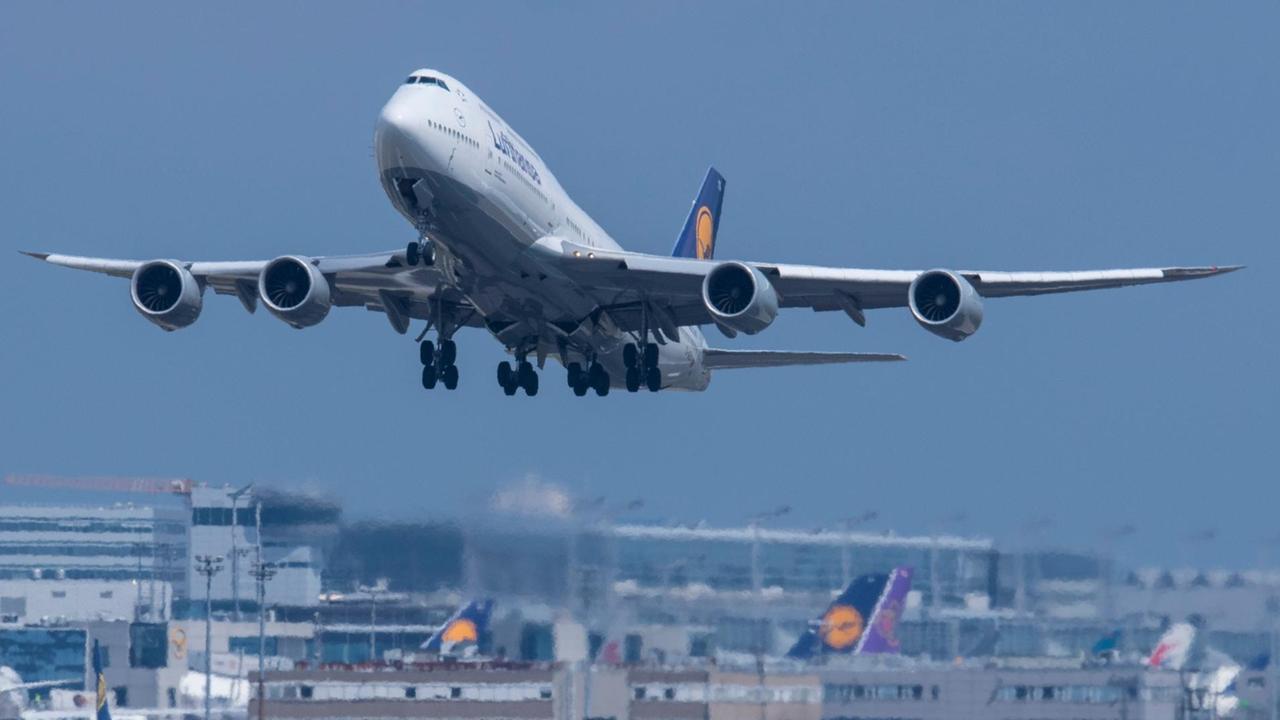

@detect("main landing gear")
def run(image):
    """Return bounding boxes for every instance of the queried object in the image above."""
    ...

[566,361,611,397]
[420,338,459,391]
[622,342,662,393]
[497,359,539,396]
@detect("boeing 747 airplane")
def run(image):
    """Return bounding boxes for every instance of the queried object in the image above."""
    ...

[26,69,1239,396]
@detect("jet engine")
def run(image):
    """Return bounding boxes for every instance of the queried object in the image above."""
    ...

[701,261,778,335]
[259,256,331,328]
[130,260,203,331]
[908,269,983,341]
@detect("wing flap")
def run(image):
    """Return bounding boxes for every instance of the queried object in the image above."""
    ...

[703,349,905,369]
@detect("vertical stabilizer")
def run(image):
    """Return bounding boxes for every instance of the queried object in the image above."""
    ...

[786,568,911,659]
[671,167,726,260]
[93,640,112,720]
[856,566,914,654]
[421,599,494,654]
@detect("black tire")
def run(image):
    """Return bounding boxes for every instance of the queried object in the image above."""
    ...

[421,365,438,390]
[592,368,610,396]
[518,360,535,384]
[524,372,539,396]
[441,365,459,390]
[497,361,513,387]
[419,340,435,366]
[622,343,638,368]
[643,343,659,369]
[439,339,457,367]
[502,380,518,396]
[588,362,605,386]
[567,362,583,387]
[572,381,589,397]
[406,241,420,266]
[646,366,662,392]
[625,367,641,392]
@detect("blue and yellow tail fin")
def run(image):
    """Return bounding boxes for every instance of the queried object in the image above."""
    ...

[93,639,112,720]
[421,598,494,653]
[671,167,726,260]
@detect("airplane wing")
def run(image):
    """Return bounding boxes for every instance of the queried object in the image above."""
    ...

[703,349,904,369]
[543,240,1240,331]
[22,250,481,335]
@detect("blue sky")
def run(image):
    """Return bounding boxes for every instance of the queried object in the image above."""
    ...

[0,2,1274,568]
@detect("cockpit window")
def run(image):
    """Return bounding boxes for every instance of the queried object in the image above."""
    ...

[408,76,451,91]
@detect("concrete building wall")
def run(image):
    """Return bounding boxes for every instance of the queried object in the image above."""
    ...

[1,579,172,623]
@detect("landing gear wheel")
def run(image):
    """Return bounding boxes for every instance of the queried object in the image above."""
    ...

[441,364,459,390]
[406,241,421,266]
[421,365,439,390]
[517,361,535,388]
[572,380,589,396]
[646,367,661,392]
[625,367,641,393]
[589,364,611,397]
[523,371,539,396]
[643,343,659,369]
[497,361,513,387]
[419,340,435,366]
[623,343,638,369]
[503,380,518,396]
[438,339,457,367]
[567,362,583,388]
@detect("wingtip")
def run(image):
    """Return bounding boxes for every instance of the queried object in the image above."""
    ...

[20,251,51,261]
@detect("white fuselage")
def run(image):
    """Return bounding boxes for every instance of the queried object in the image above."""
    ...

[373,69,710,391]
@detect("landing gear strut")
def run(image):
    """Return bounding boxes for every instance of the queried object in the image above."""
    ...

[419,337,459,391]
[623,342,661,392]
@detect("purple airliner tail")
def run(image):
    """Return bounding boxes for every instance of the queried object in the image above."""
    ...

[856,566,913,654]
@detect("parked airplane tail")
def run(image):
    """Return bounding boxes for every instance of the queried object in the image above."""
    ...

[92,639,112,720]
[786,566,913,659]
[1147,622,1197,670]
[421,599,494,654]
[671,167,726,260]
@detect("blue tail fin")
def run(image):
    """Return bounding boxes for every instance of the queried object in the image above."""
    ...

[786,567,913,659]
[671,167,726,260]
[92,639,112,720]
[421,598,494,653]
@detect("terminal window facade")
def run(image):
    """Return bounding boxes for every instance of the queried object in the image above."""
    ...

[825,683,937,703]
[263,681,552,702]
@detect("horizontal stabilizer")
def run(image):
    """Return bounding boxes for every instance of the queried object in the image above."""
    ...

[704,349,905,369]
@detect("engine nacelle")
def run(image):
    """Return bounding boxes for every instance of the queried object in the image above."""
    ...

[908,269,984,342]
[259,256,331,328]
[130,260,203,331]
[701,261,779,335]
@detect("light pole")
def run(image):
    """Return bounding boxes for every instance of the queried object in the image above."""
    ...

[357,579,388,663]
[194,554,225,720]
[837,511,879,587]
[1099,524,1136,622]
[929,512,967,613]
[1014,516,1052,616]
[250,558,276,720]
[229,484,254,622]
